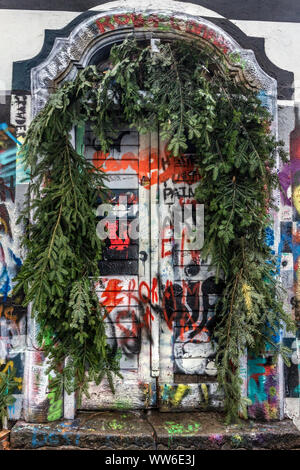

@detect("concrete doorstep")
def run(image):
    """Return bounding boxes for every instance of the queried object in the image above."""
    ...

[5,410,300,450]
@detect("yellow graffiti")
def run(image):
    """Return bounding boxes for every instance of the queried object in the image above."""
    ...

[172,384,190,407]
[231,433,243,448]
[160,384,191,409]
[293,185,300,215]
[0,360,23,390]
[14,377,22,391]
[200,383,209,403]
[0,217,8,235]
[264,402,278,420]
[1,360,14,374]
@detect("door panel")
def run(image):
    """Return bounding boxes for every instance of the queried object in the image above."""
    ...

[77,125,156,410]
[157,139,224,410]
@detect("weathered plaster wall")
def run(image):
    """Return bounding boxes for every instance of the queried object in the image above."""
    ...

[0,0,299,424]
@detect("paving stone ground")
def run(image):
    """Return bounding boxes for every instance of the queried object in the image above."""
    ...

[4,410,300,450]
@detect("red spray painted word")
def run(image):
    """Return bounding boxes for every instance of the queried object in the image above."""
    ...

[95,14,230,54]
[93,146,201,189]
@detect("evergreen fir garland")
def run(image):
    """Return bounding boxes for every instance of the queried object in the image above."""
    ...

[13,38,295,422]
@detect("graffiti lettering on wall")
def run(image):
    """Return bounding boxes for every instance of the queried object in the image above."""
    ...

[96,274,223,376]
[0,126,17,187]
[96,276,152,363]
[162,277,224,375]
[160,384,190,408]
[92,147,201,191]
[10,94,31,184]
[283,337,300,398]
[32,421,81,448]
[247,356,279,420]
[0,118,26,419]
[289,105,300,324]
[282,102,300,413]
[94,14,230,54]
[139,382,156,408]
[159,382,223,411]
[0,356,23,392]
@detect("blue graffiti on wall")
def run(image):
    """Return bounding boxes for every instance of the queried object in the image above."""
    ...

[0,123,23,300]
[0,123,22,187]
[0,247,22,300]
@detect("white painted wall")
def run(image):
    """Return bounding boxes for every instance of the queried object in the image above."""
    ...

[0,10,80,90]
[231,20,300,101]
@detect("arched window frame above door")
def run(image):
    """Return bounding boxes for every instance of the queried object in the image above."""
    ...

[28,9,278,119]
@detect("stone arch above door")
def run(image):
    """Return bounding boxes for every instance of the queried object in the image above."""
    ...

[25,7,278,119]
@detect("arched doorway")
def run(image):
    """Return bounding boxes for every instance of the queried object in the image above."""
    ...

[12,6,284,422]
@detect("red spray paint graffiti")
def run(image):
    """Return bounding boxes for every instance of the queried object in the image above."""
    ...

[94,14,230,54]
[96,274,223,363]
[92,146,201,189]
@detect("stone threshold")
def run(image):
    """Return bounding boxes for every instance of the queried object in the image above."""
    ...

[7,410,300,450]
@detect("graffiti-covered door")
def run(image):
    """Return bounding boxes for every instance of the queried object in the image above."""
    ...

[156,138,224,411]
[76,122,224,411]
[76,123,158,409]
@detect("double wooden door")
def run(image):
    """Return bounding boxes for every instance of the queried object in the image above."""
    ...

[76,124,222,411]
